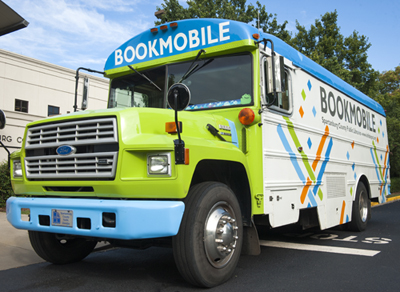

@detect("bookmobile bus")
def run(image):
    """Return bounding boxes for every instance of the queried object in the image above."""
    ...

[4,18,390,287]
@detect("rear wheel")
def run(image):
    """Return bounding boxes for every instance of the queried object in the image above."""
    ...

[28,231,97,264]
[348,182,370,231]
[173,182,243,287]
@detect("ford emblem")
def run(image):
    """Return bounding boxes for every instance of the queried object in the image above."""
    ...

[56,145,76,156]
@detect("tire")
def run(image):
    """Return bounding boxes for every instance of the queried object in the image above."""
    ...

[172,182,243,288]
[28,231,97,264]
[348,182,371,231]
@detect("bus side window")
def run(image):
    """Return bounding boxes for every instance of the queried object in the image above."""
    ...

[264,58,290,112]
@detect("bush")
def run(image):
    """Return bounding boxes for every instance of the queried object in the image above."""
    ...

[0,162,13,208]
[391,177,400,194]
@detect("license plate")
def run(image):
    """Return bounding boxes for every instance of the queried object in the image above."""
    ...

[51,209,73,227]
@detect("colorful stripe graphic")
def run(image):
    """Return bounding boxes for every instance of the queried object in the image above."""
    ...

[277,117,332,207]
[312,126,329,171]
[370,142,390,203]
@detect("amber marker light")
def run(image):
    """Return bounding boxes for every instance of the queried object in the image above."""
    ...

[160,25,168,31]
[238,108,255,125]
[170,22,178,28]
[252,33,260,40]
[184,148,190,165]
[150,28,158,33]
[165,121,182,134]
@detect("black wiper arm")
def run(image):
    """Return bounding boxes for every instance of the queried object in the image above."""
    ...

[178,49,206,83]
[179,64,199,83]
[184,58,214,79]
[128,65,162,91]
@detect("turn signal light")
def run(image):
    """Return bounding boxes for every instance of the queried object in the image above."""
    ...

[165,121,182,133]
[238,108,255,125]
[252,33,260,40]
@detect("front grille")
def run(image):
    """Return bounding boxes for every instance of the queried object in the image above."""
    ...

[26,117,117,148]
[25,117,118,180]
[25,152,118,179]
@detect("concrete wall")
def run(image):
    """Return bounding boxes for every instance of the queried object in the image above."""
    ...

[0,49,109,163]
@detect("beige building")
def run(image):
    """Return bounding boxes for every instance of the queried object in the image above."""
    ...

[0,49,110,163]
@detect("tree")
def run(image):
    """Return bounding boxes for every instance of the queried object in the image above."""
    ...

[291,10,377,96]
[155,0,291,42]
[0,161,13,208]
[375,66,400,177]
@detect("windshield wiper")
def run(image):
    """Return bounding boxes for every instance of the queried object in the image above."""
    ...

[178,49,206,83]
[128,65,162,91]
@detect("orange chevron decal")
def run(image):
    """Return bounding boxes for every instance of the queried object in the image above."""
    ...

[312,125,330,171]
[300,177,312,204]
[340,200,346,224]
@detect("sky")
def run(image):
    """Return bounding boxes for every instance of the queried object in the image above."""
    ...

[1,0,399,75]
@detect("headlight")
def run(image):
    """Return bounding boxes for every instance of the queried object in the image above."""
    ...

[147,153,171,176]
[13,160,23,178]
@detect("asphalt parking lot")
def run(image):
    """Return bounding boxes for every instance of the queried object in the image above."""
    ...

[0,197,399,291]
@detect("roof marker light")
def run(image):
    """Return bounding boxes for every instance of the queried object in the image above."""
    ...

[170,22,178,28]
[160,25,168,31]
[238,108,255,125]
[150,28,158,33]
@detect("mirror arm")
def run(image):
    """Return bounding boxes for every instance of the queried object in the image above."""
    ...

[74,67,105,112]
[173,89,185,165]
[174,90,182,144]
[257,38,278,108]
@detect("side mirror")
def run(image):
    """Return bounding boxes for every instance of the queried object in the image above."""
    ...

[167,83,191,165]
[266,55,285,94]
[167,83,191,111]
[0,109,6,130]
[81,77,89,110]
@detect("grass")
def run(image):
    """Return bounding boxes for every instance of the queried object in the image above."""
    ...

[390,177,400,194]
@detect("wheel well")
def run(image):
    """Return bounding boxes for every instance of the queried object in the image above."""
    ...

[190,160,252,226]
[358,175,373,201]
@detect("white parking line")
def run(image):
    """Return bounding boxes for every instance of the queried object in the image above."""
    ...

[259,240,380,257]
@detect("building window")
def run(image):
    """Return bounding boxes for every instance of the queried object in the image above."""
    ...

[15,99,28,113]
[48,105,60,116]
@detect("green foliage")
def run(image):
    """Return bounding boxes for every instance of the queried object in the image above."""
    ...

[291,10,378,96]
[391,177,400,193]
[375,66,400,177]
[155,0,290,42]
[0,162,13,208]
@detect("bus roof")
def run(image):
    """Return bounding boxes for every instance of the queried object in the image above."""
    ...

[261,32,386,117]
[104,18,385,117]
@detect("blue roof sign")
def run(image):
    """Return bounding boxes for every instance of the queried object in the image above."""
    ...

[104,19,257,71]
[104,18,385,117]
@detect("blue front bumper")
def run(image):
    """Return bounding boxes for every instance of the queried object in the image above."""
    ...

[6,197,184,240]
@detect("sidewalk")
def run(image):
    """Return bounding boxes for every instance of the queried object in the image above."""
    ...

[0,212,44,271]
[0,212,111,271]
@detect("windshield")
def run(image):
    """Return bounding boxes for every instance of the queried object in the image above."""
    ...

[108,53,252,110]
[109,67,165,108]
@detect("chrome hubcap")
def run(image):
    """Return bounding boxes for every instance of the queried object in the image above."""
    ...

[359,190,368,222]
[204,201,239,268]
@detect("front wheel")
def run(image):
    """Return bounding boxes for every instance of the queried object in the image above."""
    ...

[348,182,371,231]
[173,182,243,287]
[29,231,97,264]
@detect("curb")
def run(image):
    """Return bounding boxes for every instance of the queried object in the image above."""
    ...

[371,195,400,207]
